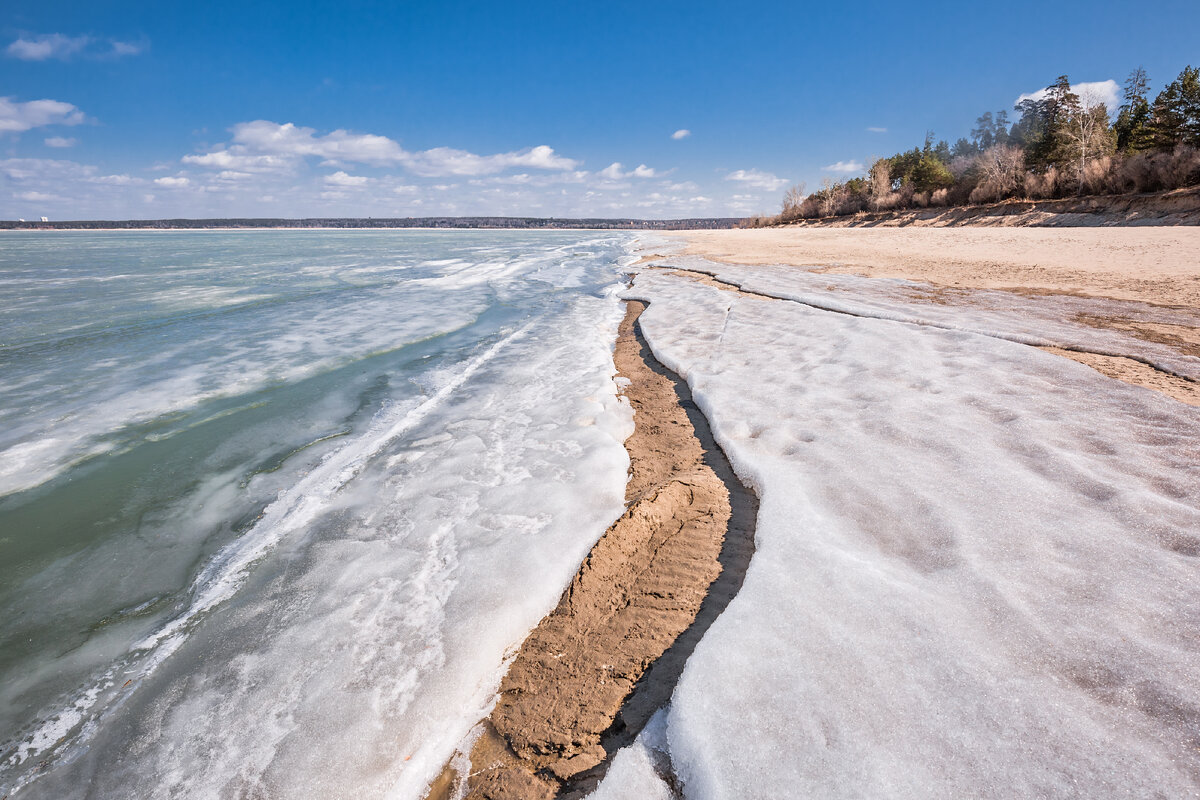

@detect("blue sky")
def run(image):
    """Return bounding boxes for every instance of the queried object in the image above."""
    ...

[3,0,1198,219]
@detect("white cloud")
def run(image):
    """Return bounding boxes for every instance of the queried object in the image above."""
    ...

[0,157,94,181]
[1016,79,1120,114]
[324,170,369,186]
[725,168,789,191]
[181,150,293,172]
[230,121,407,165]
[867,126,887,133]
[88,174,141,185]
[403,144,578,176]
[44,136,77,148]
[14,190,62,202]
[5,34,142,61]
[0,97,86,132]
[6,34,90,61]
[598,162,659,180]
[822,160,864,173]
[183,121,580,178]
[154,176,190,187]
[672,129,691,140]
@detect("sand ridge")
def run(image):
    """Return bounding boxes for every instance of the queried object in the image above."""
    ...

[427,301,757,800]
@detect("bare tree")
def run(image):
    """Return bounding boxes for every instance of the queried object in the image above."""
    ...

[972,144,1026,201]
[868,158,891,203]
[818,177,840,217]
[1060,88,1117,193]
[781,183,806,217]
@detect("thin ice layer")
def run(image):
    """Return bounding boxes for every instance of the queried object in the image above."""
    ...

[626,269,1200,798]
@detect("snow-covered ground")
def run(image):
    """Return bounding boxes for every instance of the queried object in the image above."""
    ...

[598,261,1200,798]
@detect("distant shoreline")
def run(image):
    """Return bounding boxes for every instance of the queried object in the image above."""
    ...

[0,216,743,232]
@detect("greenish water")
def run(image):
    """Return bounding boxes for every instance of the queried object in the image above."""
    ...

[0,230,635,798]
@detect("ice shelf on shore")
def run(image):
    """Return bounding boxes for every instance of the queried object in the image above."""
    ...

[607,265,1200,799]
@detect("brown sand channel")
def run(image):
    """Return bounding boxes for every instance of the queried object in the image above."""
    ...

[427,301,758,800]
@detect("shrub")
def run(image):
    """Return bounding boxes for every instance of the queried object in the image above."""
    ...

[1024,166,1060,199]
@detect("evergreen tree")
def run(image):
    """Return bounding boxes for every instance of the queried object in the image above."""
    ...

[951,137,978,159]
[1115,67,1154,152]
[1149,66,1199,147]
[971,112,995,149]
[993,110,1011,146]
[1010,77,1081,170]
[1044,75,1083,168]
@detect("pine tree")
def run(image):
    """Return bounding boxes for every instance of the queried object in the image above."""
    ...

[1016,76,1080,170]
[1149,66,1199,148]
[1114,67,1153,152]
[971,112,995,149]
[993,110,1011,146]
[1179,66,1200,145]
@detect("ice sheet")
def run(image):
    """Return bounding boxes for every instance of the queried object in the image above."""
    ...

[625,268,1200,798]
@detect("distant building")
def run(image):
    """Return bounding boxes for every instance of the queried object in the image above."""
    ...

[41,216,49,222]
[18,218,25,222]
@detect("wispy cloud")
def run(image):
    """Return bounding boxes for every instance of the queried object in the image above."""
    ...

[866,126,887,133]
[44,136,77,148]
[725,168,788,191]
[822,160,863,173]
[0,97,86,132]
[109,41,144,57]
[671,129,691,140]
[153,176,190,188]
[6,34,89,61]
[6,33,145,61]
[1016,79,1120,113]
